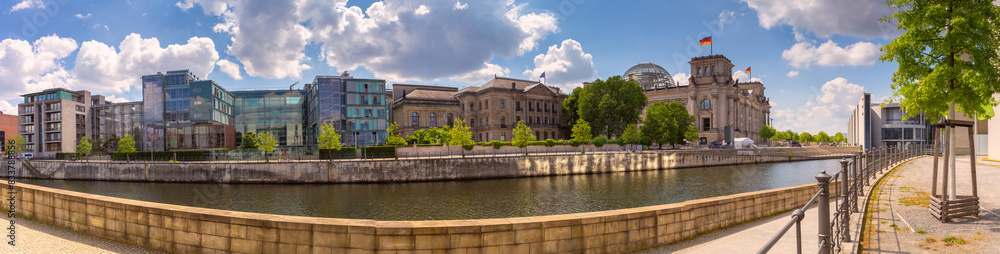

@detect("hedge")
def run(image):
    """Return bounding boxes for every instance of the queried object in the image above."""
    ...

[55,153,77,160]
[111,151,210,161]
[320,148,357,159]
[360,146,396,158]
[593,136,608,147]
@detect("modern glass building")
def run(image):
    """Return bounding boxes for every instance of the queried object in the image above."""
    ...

[305,72,390,146]
[232,89,306,147]
[142,70,235,151]
[92,102,144,150]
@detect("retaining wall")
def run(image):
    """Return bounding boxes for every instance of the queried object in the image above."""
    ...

[3,179,840,253]
[5,147,858,183]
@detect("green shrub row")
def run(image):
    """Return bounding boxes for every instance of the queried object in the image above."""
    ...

[360,146,396,158]
[55,152,77,160]
[111,151,210,161]
[319,148,357,159]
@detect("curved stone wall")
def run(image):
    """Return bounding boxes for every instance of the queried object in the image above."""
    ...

[3,181,839,253]
[6,146,858,183]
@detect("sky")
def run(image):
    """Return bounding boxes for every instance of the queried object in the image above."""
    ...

[0,0,907,134]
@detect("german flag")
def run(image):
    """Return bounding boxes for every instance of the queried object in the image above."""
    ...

[699,36,712,45]
[744,67,751,73]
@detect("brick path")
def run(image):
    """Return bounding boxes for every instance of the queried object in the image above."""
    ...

[0,215,163,254]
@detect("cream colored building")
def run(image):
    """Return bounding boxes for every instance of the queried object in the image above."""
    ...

[456,77,568,142]
[391,84,462,138]
[629,56,772,145]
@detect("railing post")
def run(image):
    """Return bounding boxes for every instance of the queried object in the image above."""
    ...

[816,171,833,254]
[839,159,851,241]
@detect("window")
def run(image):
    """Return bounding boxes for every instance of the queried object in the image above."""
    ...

[411,112,419,127]
[516,116,521,123]
[430,113,438,127]
[697,67,702,74]
[701,99,712,110]
[447,113,454,126]
[882,128,902,139]
[536,117,540,125]
[500,99,505,108]
[904,128,914,140]
[471,118,475,127]
[711,65,716,73]
[702,118,711,131]
[501,132,506,141]
[500,116,506,128]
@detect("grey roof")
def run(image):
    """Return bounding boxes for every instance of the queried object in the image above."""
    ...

[404,89,458,101]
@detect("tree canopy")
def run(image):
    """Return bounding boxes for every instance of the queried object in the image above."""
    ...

[562,87,582,126]
[318,123,343,150]
[641,102,698,149]
[76,136,92,158]
[880,0,1000,120]
[386,122,408,146]
[833,132,846,143]
[799,132,814,143]
[257,132,277,153]
[571,119,592,143]
[240,131,259,149]
[620,124,640,144]
[816,131,831,142]
[759,125,776,140]
[512,120,536,148]
[576,76,648,138]
[118,134,136,153]
[446,118,474,146]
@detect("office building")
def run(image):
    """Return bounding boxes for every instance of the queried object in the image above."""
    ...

[142,70,236,151]
[91,102,144,150]
[305,72,390,146]
[847,93,932,149]
[633,56,772,145]
[232,89,307,147]
[17,88,106,157]
[0,112,17,153]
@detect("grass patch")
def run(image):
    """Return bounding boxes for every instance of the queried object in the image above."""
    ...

[925,237,937,244]
[942,236,966,245]
[917,230,927,234]
[899,193,930,207]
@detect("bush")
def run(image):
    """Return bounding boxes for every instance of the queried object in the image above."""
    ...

[593,136,608,147]
[361,146,396,158]
[639,136,653,146]
[491,140,511,149]
[526,141,546,146]
[571,140,582,147]
[55,152,77,160]
[544,139,557,147]
[110,151,210,161]
[320,148,357,159]
[462,144,475,151]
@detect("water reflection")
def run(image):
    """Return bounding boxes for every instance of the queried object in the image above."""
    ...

[21,159,843,220]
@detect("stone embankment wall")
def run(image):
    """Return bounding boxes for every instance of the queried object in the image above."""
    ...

[3,147,859,183]
[3,180,839,253]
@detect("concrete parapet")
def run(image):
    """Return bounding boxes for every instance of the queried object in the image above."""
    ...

[3,180,835,253]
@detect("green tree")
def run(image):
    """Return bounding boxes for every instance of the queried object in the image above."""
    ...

[318,123,343,150]
[784,130,799,142]
[446,118,474,146]
[562,87,583,126]
[833,132,846,143]
[620,124,641,144]
[386,122,407,146]
[118,134,136,153]
[799,132,814,143]
[880,0,1000,121]
[240,131,259,149]
[641,102,697,149]
[772,131,790,141]
[816,131,831,142]
[512,120,536,149]
[759,125,777,141]
[9,135,26,154]
[257,132,277,153]
[571,119,593,143]
[76,136,92,159]
[577,76,648,138]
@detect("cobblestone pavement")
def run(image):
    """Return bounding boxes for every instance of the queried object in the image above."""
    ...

[0,216,163,254]
[861,156,1000,253]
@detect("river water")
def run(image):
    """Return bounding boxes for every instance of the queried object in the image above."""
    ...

[20,159,845,221]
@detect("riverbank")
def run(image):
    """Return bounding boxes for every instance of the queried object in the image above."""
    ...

[3,146,858,184]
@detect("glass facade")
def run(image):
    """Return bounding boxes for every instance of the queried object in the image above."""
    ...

[232,90,306,147]
[306,76,389,146]
[92,102,144,151]
[142,74,166,151]
[143,70,235,151]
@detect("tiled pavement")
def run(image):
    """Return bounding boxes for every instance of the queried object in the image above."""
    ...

[0,215,163,254]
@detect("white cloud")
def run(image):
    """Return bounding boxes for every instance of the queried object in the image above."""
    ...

[742,0,900,38]
[732,70,762,83]
[75,13,92,19]
[0,101,16,115]
[673,72,690,86]
[10,0,43,12]
[771,77,864,133]
[415,5,430,15]
[178,0,557,82]
[103,94,131,103]
[782,40,880,69]
[72,34,220,94]
[216,59,242,80]
[719,11,735,24]
[786,70,799,77]
[0,35,78,100]
[522,39,596,91]
[451,63,510,84]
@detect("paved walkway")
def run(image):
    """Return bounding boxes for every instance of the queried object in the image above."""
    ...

[0,216,163,254]
[861,156,1000,253]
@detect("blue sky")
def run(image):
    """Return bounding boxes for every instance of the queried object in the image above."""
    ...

[0,0,903,134]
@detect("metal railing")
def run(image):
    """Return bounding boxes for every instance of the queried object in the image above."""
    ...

[758,144,930,254]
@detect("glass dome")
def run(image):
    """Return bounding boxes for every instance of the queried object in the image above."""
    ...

[624,62,676,90]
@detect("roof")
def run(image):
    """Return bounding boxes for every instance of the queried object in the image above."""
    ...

[456,77,567,96]
[404,89,458,101]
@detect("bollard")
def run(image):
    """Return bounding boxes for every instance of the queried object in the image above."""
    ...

[839,159,852,241]
[816,171,833,254]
